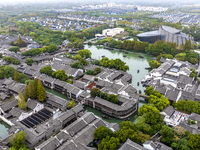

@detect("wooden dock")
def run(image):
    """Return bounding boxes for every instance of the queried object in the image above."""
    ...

[138,94,149,99]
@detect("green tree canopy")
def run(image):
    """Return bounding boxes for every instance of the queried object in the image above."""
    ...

[37,79,46,102]
[160,125,175,146]
[148,95,170,111]
[67,100,76,109]
[9,46,20,53]
[90,88,101,97]
[25,58,34,66]
[9,131,27,150]
[94,126,113,140]
[18,90,27,110]
[24,84,29,102]
[52,70,68,81]
[77,49,92,58]
[149,60,161,69]
[40,65,54,76]
[98,136,121,150]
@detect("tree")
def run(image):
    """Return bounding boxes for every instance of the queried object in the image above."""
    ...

[77,49,92,58]
[73,55,82,61]
[90,88,101,97]
[149,60,161,69]
[94,67,101,74]
[48,44,58,53]
[0,53,2,58]
[16,35,27,47]
[108,94,119,104]
[14,69,18,82]
[98,136,120,150]
[189,58,198,64]
[188,134,200,150]
[145,86,154,96]
[17,34,23,45]
[9,131,27,149]
[37,79,46,102]
[136,110,164,135]
[18,90,27,110]
[33,78,38,99]
[175,53,186,61]
[28,80,35,99]
[138,104,160,116]
[52,70,68,81]
[3,56,20,65]
[40,65,54,76]
[67,100,75,109]
[173,100,200,114]
[94,126,113,140]
[25,58,34,66]
[148,95,170,111]
[160,125,175,146]
[70,61,84,69]
[86,70,95,75]
[24,84,29,102]
[9,46,20,53]
[156,54,173,61]
[171,138,190,150]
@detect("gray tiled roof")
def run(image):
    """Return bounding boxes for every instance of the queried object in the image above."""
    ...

[1,99,18,112]
[73,81,86,90]
[82,112,96,124]
[165,89,180,102]
[119,139,147,150]
[161,105,175,117]
[65,119,87,136]
[27,99,38,110]
[177,75,193,85]
[154,142,173,150]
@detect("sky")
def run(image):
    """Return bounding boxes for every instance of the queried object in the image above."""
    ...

[1,0,200,4]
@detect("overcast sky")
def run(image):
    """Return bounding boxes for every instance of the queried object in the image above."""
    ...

[1,0,200,4]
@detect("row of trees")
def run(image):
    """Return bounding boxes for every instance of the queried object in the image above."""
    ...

[90,88,119,104]
[173,100,200,114]
[40,66,73,84]
[95,38,148,52]
[3,56,20,65]
[95,38,198,64]
[92,57,129,72]
[21,44,58,56]
[18,79,46,110]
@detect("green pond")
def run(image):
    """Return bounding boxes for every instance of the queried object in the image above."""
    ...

[46,45,154,124]
[0,121,10,139]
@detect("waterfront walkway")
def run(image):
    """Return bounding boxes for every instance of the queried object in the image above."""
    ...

[138,94,149,99]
